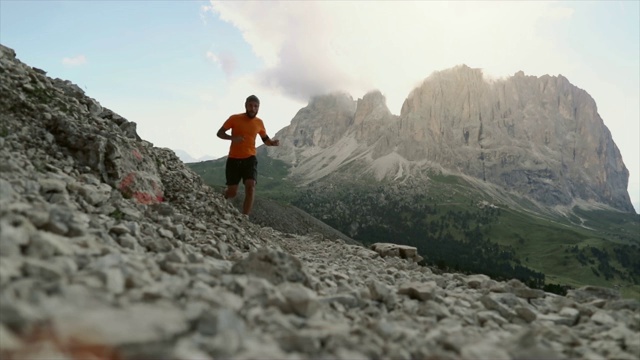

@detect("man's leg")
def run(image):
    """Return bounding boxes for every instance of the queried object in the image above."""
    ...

[242,179,255,215]
[225,158,241,199]
[240,156,258,216]
[225,185,238,199]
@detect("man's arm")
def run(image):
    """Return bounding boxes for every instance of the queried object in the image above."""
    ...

[217,126,243,143]
[217,126,232,140]
[261,135,280,146]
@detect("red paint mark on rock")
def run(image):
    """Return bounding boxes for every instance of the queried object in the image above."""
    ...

[132,149,143,161]
[151,180,165,202]
[118,173,135,191]
[6,324,122,360]
[132,192,157,205]
[118,172,164,204]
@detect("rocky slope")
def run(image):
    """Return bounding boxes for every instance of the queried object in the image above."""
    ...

[269,67,633,213]
[1,44,639,360]
[226,194,361,246]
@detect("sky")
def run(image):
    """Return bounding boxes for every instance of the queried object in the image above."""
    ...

[1,0,638,213]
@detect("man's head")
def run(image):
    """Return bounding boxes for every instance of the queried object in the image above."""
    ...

[245,95,260,118]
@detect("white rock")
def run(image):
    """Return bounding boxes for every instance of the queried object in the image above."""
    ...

[26,231,74,257]
[52,303,188,346]
[558,306,580,326]
[100,267,125,294]
[0,178,17,201]
[591,310,616,325]
[0,214,35,255]
[461,341,511,360]
[277,281,320,318]
[397,281,439,301]
[0,323,23,351]
[22,257,65,280]
[38,178,66,194]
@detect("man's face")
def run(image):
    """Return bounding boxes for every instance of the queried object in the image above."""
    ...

[245,101,259,118]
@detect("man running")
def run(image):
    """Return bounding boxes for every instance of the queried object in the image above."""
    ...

[216,95,279,216]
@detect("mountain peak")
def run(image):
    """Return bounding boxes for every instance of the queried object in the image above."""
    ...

[360,89,385,101]
[354,90,392,124]
[308,92,354,109]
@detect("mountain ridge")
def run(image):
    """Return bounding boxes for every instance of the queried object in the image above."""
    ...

[267,65,633,213]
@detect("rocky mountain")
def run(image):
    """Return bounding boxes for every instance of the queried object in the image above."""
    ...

[2,44,640,359]
[269,66,634,213]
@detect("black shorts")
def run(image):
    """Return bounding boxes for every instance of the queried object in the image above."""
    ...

[226,156,258,186]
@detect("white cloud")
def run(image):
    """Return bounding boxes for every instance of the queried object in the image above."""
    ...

[200,4,212,24]
[207,1,577,113]
[205,50,219,63]
[205,50,236,77]
[62,55,87,66]
[543,5,575,20]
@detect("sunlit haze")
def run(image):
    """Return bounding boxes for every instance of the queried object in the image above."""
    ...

[1,1,638,212]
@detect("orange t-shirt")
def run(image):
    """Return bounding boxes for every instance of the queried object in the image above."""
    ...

[222,113,267,159]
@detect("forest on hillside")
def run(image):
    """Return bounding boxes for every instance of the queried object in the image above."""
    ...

[295,191,546,288]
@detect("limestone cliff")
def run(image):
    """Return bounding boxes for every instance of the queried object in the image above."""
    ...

[272,92,356,166]
[397,66,632,212]
[270,66,633,212]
